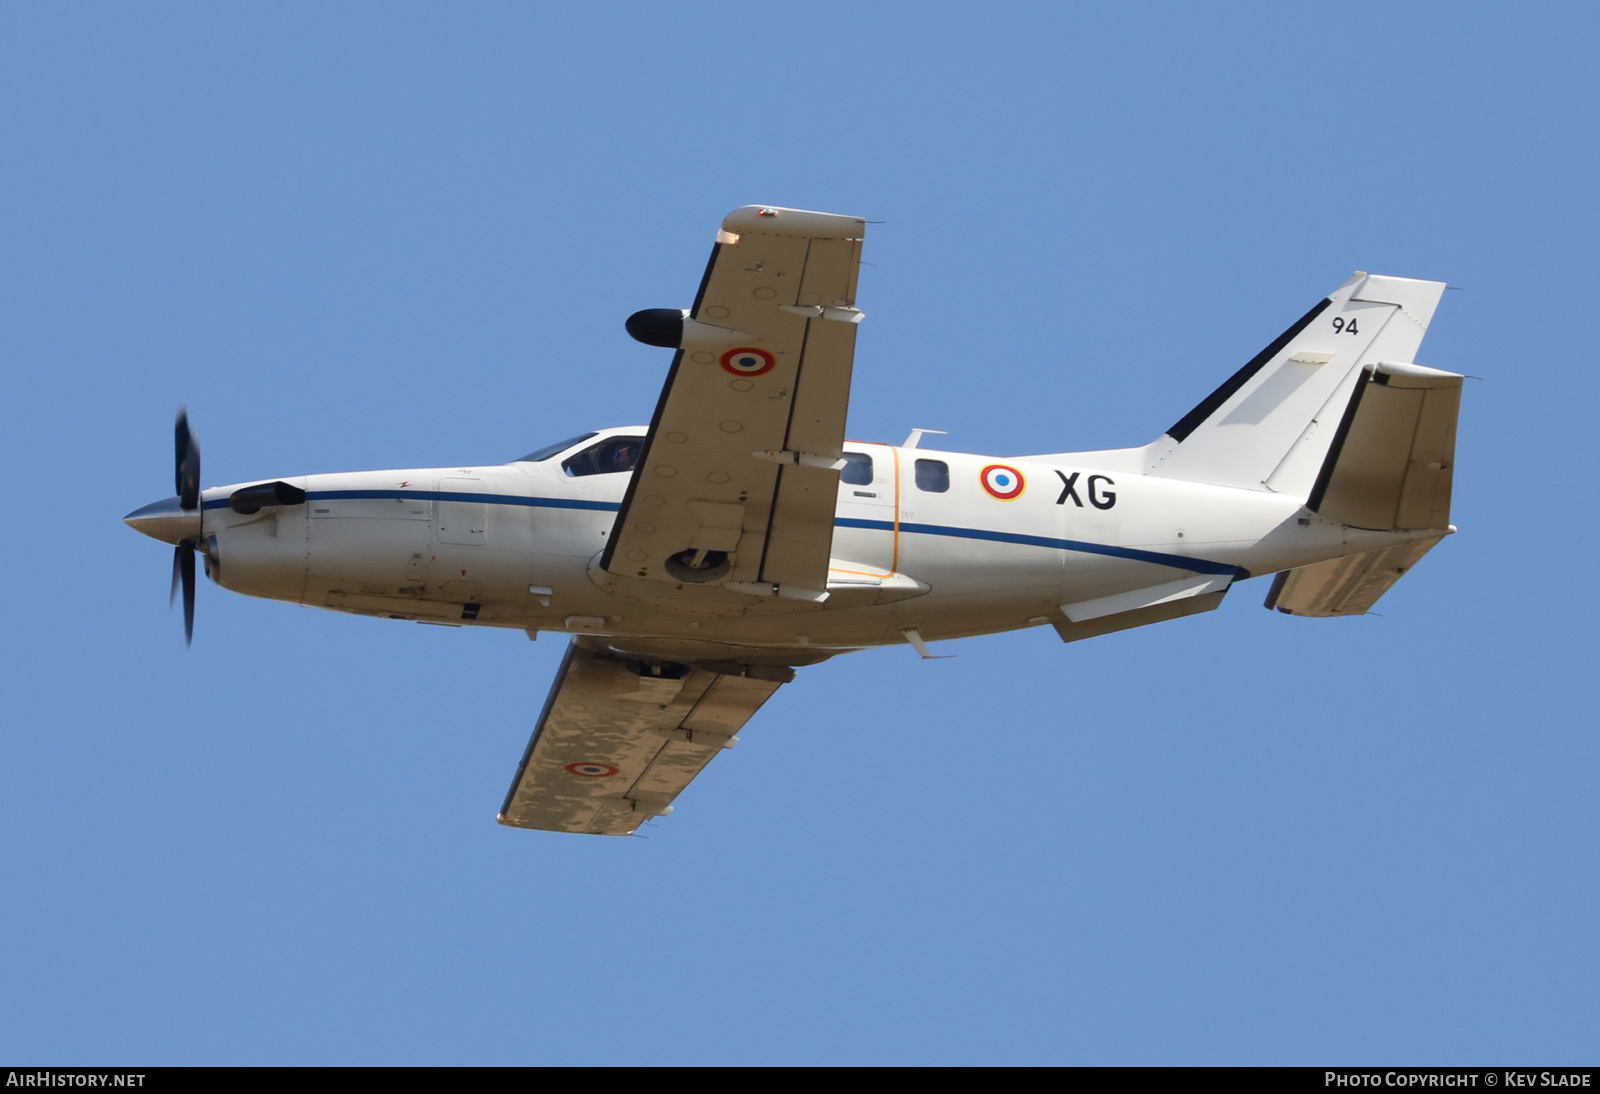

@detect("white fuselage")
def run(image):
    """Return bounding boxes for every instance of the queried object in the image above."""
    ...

[191,427,1424,657]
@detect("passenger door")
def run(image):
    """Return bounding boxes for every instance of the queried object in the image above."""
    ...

[832,444,898,574]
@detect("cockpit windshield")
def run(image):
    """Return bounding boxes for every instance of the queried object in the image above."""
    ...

[561,435,645,477]
[515,433,598,463]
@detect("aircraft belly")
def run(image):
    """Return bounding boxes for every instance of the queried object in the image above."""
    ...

[888,588,1066,642]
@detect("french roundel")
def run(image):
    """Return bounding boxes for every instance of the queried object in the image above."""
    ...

[563,761,620,778]
[979,463,1026,500]
[719,347,776,377]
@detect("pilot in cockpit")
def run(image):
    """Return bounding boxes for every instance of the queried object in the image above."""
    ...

[601,439,640,474]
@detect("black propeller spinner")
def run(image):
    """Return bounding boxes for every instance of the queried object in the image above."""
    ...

[172,407,201,645]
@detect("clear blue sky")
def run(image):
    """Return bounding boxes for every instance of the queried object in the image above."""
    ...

[2,2,1596,1065]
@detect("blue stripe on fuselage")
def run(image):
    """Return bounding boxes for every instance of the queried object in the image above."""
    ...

[207,489,1236,574]
[204,489,622,513]
[834,517,1240,575]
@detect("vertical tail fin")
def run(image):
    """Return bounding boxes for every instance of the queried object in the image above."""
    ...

[1144,273,1448,497]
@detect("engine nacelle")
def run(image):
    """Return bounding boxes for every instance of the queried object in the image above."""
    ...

[625,309,757,350]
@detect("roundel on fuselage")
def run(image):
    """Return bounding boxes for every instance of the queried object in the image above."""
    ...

[979,464,1026,501]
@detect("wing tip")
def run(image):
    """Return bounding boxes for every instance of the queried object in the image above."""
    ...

[722,205,866,239]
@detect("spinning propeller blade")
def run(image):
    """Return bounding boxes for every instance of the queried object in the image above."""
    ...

[171,407,201,643]
[175,407,200,511]
[171,540,197,645]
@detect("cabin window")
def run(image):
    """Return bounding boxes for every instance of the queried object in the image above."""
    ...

[914,459,949,493]
[840,453,873,486]
[562,436,645,477]
[516,433,598,462]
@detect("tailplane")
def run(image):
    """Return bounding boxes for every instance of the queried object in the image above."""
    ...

[1263,534,1448,617]
[1265,356,1462,617]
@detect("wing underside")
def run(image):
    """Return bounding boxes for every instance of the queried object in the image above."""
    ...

[602,205,867,598]
[498,637,793,835]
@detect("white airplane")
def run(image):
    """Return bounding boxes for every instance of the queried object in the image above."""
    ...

[124,204,1461,836]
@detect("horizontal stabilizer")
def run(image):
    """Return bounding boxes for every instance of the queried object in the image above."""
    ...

[1264,534,1447,617]
[1309,362,1462,532]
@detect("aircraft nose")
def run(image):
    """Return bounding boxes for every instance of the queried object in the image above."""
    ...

[123,497,202,545]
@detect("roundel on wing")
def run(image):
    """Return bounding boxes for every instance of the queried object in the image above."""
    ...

[563,762,620,778]
[979,464,1026,501]
[719,347,776,377]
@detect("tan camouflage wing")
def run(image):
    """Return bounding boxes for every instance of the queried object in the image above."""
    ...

[498,637,792,835]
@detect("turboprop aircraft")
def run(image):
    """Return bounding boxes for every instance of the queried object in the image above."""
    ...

[124,204,1462,836]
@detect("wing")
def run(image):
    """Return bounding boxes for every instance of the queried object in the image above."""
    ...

[498,637,793,835]
[603,205,867,599]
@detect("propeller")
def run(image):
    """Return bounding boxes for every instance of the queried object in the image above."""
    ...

[175,407,200,509]
[172,407,201,645]
[170,538,197,645]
